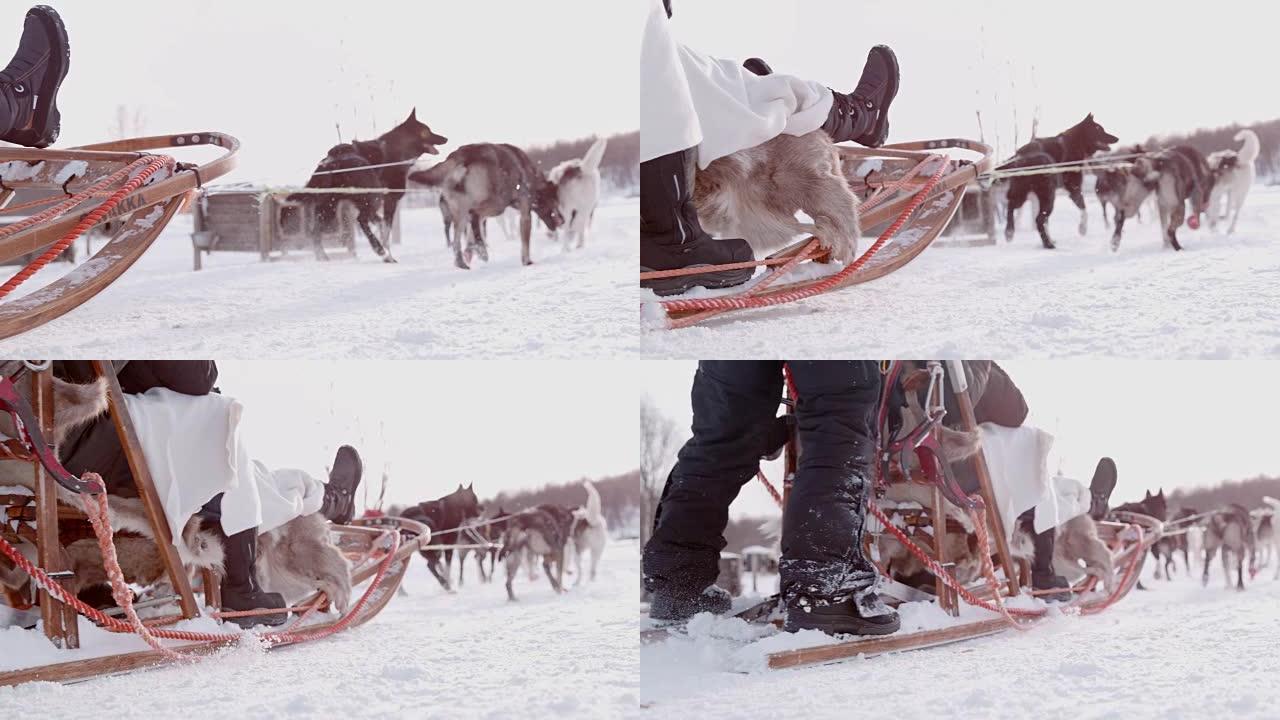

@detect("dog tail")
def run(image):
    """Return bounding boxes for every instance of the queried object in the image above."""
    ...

[408,159,461,189]
[1234,129,1260,165]
[583,480,603,524]
[581,137,608,175]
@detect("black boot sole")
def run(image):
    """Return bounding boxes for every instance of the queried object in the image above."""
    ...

[11,5,69,148]
[1091,457,1117,498]
[641,265,755,297]
[860,45,898,148]
[785,611,901,636]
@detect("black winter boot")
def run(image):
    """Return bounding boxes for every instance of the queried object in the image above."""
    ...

[741,47,899,148]
[1031,526,1072,602]
[220,528,288,628]
[825,46,899,148]
[0,6,69,148]
[322,445,363,524]
[648,584,732,623]
[785,592,900,636]
[640,147,755,297]
[1089,457,1118,521]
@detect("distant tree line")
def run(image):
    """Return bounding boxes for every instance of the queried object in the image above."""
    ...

[1166,475,1280,512]
[1145,117,1280,182]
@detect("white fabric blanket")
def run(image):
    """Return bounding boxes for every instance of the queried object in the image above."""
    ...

[976,424,1091,539]
[122,388,324,539]
[641,0,832,166]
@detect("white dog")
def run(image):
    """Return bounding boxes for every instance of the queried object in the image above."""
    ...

[548,137,607,252]
[570,480,608,584]
[1206,129,1259,235]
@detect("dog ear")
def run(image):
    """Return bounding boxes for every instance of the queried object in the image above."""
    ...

[408,107,418,123]
[1085,112,1095,123]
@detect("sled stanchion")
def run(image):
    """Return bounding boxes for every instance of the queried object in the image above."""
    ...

[32,368,76,648]
[92,360,200,620]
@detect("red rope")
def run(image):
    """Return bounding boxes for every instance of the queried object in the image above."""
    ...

[0,155,173,301]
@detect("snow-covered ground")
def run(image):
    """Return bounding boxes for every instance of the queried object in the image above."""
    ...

[641,554,1280,718]
[0,197,639,359]
[641,185,1280,359]
[0,539,639,718]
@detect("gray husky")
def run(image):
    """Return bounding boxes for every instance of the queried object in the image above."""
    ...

[409,143,564,269]
[1202,504,1257,590]
[498,507,567,601]
[1112,146,1215,252]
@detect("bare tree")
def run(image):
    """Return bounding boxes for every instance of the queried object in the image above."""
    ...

[639,396,679,548]
[108,105,146,140]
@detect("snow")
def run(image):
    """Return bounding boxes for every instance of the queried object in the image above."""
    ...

[641,185,1280,358]
[0,539,639,718]
[641,558,1280,717]
[0,197,639,359]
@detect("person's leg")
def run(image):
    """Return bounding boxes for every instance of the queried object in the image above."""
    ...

[0,6,70,148]
[644,361,783,620]
[640,0,754,296]
[781,361,899,635]
[742,46,900,148]
[197,495,287,627]
[1028,509,1071,601]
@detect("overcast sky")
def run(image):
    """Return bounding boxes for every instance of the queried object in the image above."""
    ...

[668,0,1275,159]
[643,361,1280,519]
[27,0,637,183]
[216,360,639,511]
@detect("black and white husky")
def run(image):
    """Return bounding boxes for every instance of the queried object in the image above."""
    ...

[1111,146,1214,252]
[569,480,608,584]
[1206,129,1259,235]
[409,143,564,269]
[499,506,568,601]
[548,138,607,252]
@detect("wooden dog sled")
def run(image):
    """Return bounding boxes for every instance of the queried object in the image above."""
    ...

[642,139,994,329]
[0,361,430,687]
[0,133,239,340]
[641,361,1161,669]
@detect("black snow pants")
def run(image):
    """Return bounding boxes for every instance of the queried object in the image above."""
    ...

[642,360,882,606]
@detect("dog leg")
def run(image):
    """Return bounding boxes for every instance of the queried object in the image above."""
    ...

[1111,208,1128,252]
[471,214,490,263]
[1004,182,1027,242]
[590,544,601,582]
[519,203,533,266]
[1034,186,1057,249]
[504,549,520,601]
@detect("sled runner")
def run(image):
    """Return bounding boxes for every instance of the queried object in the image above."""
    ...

[0,133,239,339]
[642,361,1161,669]
[642,139,994,329]
[0,361,430,687]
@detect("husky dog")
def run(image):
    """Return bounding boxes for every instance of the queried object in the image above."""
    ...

[693,130,860,265]
[294,109,448,263]
[409,143,564,269]
[1206,129,1259,234]
[0,375,349,612]
[498,507,568,601]
[1150,506,1200,578]
[570,481,608,585]
[1001,114,1119,248]
[1094,145,1145,229]
[1255,513,1274,571]
[548,138,607,252]
[1203,504,1257,590]
[1112,146,1214,252]
[399,484,482,592]
[454,508,508,586]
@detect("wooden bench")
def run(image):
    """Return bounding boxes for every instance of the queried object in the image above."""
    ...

[190,186,360,270]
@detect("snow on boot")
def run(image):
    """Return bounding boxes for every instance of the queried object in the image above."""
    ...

[220,528,288,628]
[640,147,755,297]
[648,584,732,623]
[1089,456,1118,521]
[322,444,363,525]
[785,592,901,636]
[0,6,69,148]
[823,45,899,148]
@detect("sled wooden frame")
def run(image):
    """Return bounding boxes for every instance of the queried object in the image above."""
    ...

[738,365,1158,670]
[0,514,432,687]
[656,138,994,327]
[0,361,206,650]
[0,133,239,339]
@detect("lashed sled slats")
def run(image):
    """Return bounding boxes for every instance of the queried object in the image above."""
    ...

[766,618,1012,670]
[0,133,238,339]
